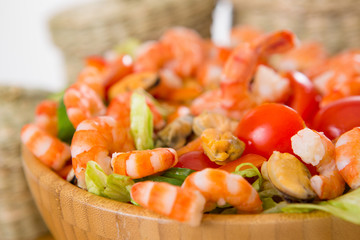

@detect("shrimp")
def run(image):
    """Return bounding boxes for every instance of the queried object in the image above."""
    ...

[291,128,345,199]
[251,65,291,104]
[111,148,178,179]
[335,127,360,189]
[21,124,70,171]
[106,92,165,130]
[191,30,297,119]
[230,25,264,47]
[133,41,172,73]
[130,181,206,226]
[71,116,135,188]
[309,50,360,106]
[196,42,232,89]
[182,168,263,213]
[64,82,106,128]
[34,100,58,137]
[161,27,206,78]
[221,30,297,95]
[270,42,327,72]
[77,66,105,98]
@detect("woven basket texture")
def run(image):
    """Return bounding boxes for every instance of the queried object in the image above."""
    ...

[0,86,50,240]
[49,0,215,85]
[232,0,360,53]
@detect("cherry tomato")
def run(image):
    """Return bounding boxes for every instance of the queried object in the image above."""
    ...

[175,151,219,171]
[218,154,266,173]
[312,96,360,140]
[235,103,305,159]
[284,71,321,124]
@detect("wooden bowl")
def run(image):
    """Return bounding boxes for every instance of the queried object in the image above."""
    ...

[22,145,360,240]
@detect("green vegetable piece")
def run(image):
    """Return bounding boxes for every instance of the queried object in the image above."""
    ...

[57,98,75,144]
[134,89,172,118]
[162,167,195,182]
[114,38,141,58]
[282,188,360,225]
[85,161,107,196]
[104,174,134,202]
[130,92,154,150]
[233,163,263,191]
[48,90,65,102]
[263,201,289,214]
[85,161,134,203]
[134,175,183,186]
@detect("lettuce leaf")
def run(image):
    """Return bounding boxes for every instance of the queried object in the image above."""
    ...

[282,188,360,225]
[85,161,107,196]
[130,92,154,150]
[85,161,134,202]
[57,98,75,144]
[233,163,263,191]
[114,38,141,58]
[104,174,133,202]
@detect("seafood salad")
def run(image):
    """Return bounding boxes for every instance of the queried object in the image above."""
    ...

[21,26,360,226]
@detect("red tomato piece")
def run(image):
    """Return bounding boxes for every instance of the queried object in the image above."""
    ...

[285,71,321,124]
[218,154,266,173]
[175,151,219,171]
[312,96,360,140]
[235,103,305,159]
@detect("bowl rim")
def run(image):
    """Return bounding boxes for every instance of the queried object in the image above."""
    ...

[21,144,333,225]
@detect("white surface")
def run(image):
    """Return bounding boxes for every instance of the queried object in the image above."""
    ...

[211,0,233,47]
[0,0,95,92]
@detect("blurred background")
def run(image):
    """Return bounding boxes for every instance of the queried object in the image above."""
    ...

[1,0,359,239]
[0,0,95,92]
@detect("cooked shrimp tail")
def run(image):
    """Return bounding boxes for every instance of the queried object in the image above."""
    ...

[21,124,70,171]
[131,181,206,226]
[111,148,178,179]
[182,168,262,213]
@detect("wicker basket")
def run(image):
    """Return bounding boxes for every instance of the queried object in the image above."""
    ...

[0,86,50,240]
[49,0,215,85]
[232,0,360,53]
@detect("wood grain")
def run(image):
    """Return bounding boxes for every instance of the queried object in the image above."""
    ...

[22,145,360,240]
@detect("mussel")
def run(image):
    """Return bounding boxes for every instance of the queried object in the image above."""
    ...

[156,115,194,149]
[108,72,160,100]
[192,111,238,136]
[261,151,316,202]
[201,128,245,165]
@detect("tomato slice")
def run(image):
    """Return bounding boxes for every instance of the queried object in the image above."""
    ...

[175,151,219,171]
[235,103,305,159]
[218,154,266,173]
[312,96,360,140]
[284,71,321,124]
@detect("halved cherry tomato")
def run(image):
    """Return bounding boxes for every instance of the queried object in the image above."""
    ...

[218,154,266,173]
[312,96,360,140]
[175,151,219,171]
[235,103,305,159]
[284,71,321,124]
